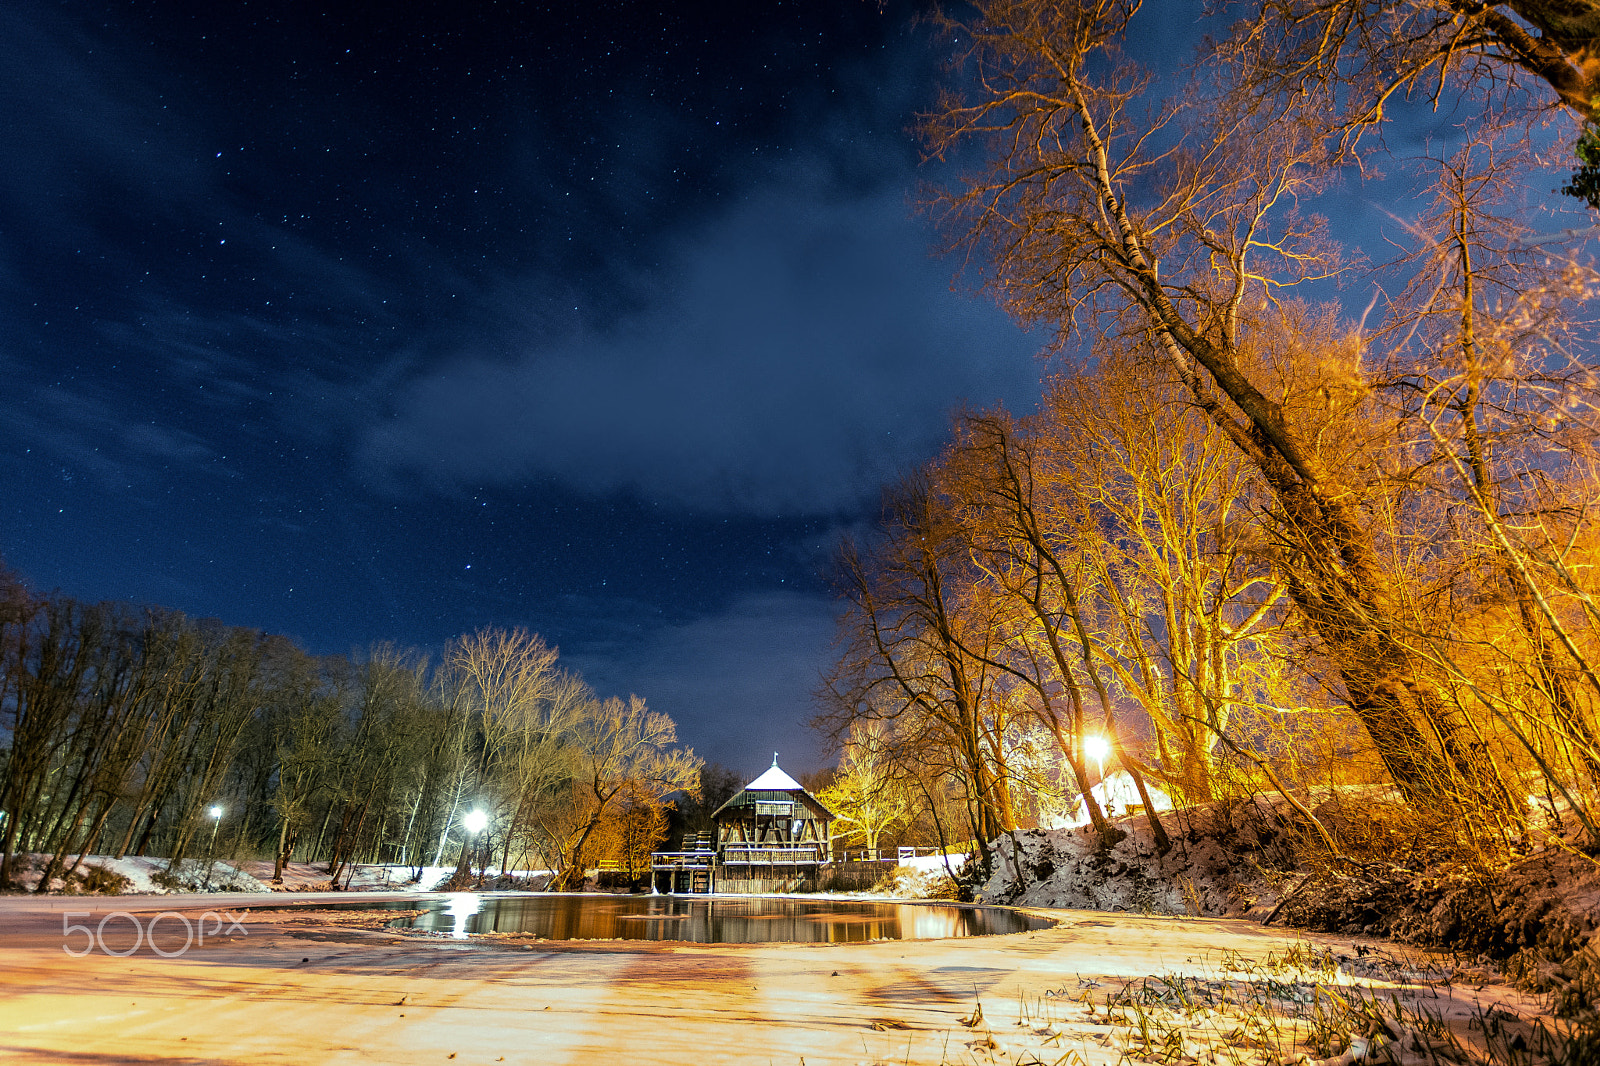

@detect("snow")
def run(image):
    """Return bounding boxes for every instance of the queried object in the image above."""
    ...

[898,852,969,874]
[96,856,178,894]
[108,855,270,894]
[1044,769,1174,829]
[233,860,460,892]
[2,855,471,895]
[1,853,270,894]
[3,793,1590,1060]
[743,755,805,792]
[977,796,1296,917]
[0,890,1554,1065]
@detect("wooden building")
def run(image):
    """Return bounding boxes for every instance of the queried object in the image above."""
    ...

[651,756,833,893]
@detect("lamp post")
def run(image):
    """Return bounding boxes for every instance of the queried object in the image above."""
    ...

[202,805,224,890]
[462,809,487,888]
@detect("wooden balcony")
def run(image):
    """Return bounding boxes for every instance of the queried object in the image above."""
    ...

[649,850,715,871]
[718,845,825,866]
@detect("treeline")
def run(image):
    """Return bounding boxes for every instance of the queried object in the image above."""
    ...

[816,1,1600,871]
[0,566,699,891]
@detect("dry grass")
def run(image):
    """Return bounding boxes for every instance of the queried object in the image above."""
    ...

[889,943,1600,1066]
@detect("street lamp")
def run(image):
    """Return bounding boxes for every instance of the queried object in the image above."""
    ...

[462,809,488,888]
[1082,735,1110,781]
[202,805,224,890]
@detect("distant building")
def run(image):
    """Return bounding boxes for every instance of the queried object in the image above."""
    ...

[651,755,834,893]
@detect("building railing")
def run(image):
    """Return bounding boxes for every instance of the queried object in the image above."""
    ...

[650,850,715,871]
[719,845,825,866]
[834,846,947,863]
[650,844,951,871]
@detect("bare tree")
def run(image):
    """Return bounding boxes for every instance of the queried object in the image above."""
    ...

[446,627,578,877]
[539,694,700,890]
[0,599,99,886]
[922,0,1519,819]
[817,719,915,852]
[1042,364,1297,804]
[264,646,344,883]
[1366,129,1600,846]
[1220,1,1600,132]
[940,410,1155,846]
[821,475,1020,869]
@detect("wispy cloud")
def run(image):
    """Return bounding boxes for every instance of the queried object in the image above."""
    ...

[357,169,1041,515]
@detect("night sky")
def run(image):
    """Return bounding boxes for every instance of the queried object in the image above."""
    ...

[0,1,1047,775]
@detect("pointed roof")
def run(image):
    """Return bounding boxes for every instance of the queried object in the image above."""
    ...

[743,753,802,792]
[710,753,834,821]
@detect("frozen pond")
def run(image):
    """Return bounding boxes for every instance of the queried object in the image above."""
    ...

[399,894,1053,943]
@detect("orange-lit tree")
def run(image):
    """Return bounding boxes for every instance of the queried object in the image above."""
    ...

[536,694,700,891]
[920,0,1534,822]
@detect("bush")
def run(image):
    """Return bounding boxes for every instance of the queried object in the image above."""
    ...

[75,865,131,895]
[150,859,259,893]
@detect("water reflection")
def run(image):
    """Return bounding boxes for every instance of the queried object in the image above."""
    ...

[403,896,1050,944]
[443,893,481,939]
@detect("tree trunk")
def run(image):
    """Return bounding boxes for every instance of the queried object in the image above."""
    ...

[273,815,291,883]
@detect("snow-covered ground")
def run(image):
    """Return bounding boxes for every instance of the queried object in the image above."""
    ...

[2,854,473,894]
[977,800,1278,917]
[898,852,970,875]
[3,853,271,894]
[0,890,1553,1065]
[974,788,1600,974]
[232,860,461,892]
[2,819,1579,1063]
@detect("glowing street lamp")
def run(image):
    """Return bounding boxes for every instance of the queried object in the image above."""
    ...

[202,805,224,891]
[1082,735,1110,780]
[462,809,488,887]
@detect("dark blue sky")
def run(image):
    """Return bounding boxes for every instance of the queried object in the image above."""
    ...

[6,1,1581,778]
[0,0,1045,775]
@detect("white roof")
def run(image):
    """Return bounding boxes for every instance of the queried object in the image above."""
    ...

[744,754,802,792]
